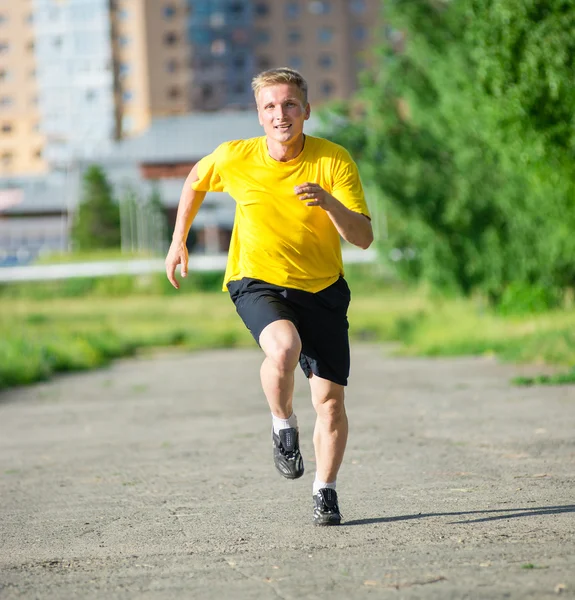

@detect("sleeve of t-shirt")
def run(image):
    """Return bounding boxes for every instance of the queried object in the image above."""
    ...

[191,143,227,193]
[331,148,371,219]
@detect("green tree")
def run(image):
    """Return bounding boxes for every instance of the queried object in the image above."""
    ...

[322,0,575,308]
[71,165,121,251]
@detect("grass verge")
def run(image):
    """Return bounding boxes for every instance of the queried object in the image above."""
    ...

[1,266,574,391]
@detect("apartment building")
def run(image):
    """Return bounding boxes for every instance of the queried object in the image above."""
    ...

[114,0,193,133]
[32,0,118,167]
[187,0,380,110]
[0,0,382,177]
[250,0,379,105]
[0,0,46,176]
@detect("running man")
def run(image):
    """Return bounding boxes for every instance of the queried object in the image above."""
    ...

[165,67,373,525]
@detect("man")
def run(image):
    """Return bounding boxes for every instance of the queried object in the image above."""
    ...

[165,67,373,526]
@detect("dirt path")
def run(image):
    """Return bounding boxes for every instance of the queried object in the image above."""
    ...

[1,345,574,599]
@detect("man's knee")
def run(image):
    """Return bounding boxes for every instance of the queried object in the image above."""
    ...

[311,380,346,423]
[259,320,301,371]
[314,396,345,420]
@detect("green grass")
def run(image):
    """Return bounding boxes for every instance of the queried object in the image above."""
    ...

[0,290,251,390]
[1,265,574,391]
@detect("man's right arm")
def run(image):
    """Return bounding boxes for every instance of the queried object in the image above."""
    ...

[165,162,207,289]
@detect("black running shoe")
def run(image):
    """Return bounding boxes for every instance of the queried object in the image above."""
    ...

[313,488,342,526]
[272,427,304,479]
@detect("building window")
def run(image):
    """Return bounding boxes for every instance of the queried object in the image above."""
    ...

[0,69,9,81]
[1,152,13,165]
[122,115,134,133]
[354,25,367,41]
[321,80,335,96]
[0,96,12,107]
[257,55,272,70]
[287,29,302,44]
[318,54,334,69]
[202,84,213,100]
[53,36,62,49]
[232,28,249,43]
[349,0,366,14]
[232,81,246,95]
[1,123,12,133]
[254,2,270,17]
[0,42,9,54]
[317,27,333,43]
[86,89,97,102]
[163,5,176,19]
[286,2,300,18]
[118,8,129,20]
[168,86,181,99]
[119,62,130,76]
[119,35,130,47]
[164,31,178,45]
[122,90,133,102]
[210,12,225,27]
[256,29,270,44]
[288,55,302,69]
[27,40,35,52]
[355,52,367,70]
[0,15,7,26]
[35,148,43,159]
[308,0,331,15]
[211,39,226,56]
[233,54,246,68]
[166,58,178,73]
[229,2,245,15]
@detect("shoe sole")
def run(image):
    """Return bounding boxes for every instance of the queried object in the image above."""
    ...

[314,518,341,526]
[274,463,304,479]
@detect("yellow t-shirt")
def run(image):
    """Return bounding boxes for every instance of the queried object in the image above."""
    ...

[192,135,370,293]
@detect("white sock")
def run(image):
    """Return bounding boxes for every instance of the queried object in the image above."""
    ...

[271,412,298,434]
[313,476,336,495]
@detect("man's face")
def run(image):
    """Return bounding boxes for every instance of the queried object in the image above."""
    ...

[256,83,310,144]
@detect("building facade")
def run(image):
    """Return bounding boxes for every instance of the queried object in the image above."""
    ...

[33,0,118,166]
[252,0,379,105]
[0,0,382,177]
[0,0,46,176]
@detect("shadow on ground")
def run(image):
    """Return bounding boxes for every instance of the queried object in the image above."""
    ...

[344,503,575,526]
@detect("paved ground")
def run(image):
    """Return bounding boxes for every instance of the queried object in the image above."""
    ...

[1,344,574,599]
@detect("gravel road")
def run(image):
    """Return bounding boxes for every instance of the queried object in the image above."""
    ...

[1,344,574,599]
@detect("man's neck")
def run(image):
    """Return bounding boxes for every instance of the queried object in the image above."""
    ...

[266,135,305,163]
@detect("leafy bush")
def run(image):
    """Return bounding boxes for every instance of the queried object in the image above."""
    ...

[321,0,575,310]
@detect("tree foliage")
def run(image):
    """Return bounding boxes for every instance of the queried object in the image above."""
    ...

[322,0,575,307]
[71,165,121,251]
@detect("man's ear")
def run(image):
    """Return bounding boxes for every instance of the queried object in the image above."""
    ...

[304,103,311,120]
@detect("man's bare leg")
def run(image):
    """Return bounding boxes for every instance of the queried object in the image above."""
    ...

[309,374,347,524]
[258,319,301,418]
[259,319,305,479]
[308,374,348,484]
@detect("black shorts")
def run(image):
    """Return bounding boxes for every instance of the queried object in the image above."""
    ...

[227,277,351,386]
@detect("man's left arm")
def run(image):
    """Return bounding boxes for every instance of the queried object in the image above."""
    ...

[295,182,374,249]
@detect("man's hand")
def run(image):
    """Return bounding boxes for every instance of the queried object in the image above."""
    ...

[295,182,373,249]
[294,182,335,210]
[165,240,189,289]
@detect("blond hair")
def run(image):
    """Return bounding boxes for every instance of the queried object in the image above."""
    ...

[251,67,308,104]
